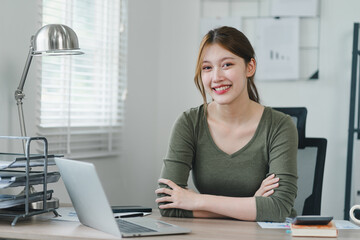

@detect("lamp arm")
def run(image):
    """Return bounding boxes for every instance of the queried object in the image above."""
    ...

[14,41,34,152]
[16,44,34,95]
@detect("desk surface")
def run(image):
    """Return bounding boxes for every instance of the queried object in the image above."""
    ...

[0,209,360,240]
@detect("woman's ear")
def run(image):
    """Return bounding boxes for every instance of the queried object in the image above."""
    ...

[246,58,256,77]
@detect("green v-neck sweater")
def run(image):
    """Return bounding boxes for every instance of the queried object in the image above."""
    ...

[158,105,298,222]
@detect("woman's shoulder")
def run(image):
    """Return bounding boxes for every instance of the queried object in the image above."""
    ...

[170,105,205,139]
[173,104,205,128]
[178,104,205,122]
[183,104,204,116]
[262,106,297,134]
[264,106,292,123]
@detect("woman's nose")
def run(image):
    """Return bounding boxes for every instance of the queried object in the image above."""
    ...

[212,68,224,82]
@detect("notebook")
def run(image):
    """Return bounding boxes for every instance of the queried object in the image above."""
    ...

[291,221,338,237]
[55,158,191,238]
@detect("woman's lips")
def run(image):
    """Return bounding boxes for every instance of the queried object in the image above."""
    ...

[212,85,231,94]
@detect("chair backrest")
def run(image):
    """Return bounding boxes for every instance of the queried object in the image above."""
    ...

[295,137,327,215]
[273,107,327,215]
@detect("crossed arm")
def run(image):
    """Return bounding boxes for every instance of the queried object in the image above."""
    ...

[155,174,279,220]
[156,110,298,221]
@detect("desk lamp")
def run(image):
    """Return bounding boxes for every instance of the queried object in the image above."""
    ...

[14,24,83,209]
[15,24,83,149]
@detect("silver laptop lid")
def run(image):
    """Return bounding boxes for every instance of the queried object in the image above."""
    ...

[55,158,121,237]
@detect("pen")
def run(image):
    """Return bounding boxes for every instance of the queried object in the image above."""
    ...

[115,213,145,218]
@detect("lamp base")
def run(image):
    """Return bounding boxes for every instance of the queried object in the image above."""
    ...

[30,197,59,210]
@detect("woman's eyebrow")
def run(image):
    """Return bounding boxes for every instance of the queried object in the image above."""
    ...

[202,57,236,63]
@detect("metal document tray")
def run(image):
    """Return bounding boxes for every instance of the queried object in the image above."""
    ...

[0,170,60,188]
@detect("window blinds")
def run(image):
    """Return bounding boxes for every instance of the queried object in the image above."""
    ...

[36,0,127,159]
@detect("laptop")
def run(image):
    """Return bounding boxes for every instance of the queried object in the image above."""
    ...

[54,158,191,238]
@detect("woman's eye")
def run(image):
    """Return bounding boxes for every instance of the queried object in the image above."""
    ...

[223,63,233,68]
[202,66,212,71]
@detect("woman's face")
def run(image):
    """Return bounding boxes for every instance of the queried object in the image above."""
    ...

[201,43,255,106]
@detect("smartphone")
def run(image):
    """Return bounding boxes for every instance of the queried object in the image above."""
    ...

[111,205,152,213]
[292,216,333,225]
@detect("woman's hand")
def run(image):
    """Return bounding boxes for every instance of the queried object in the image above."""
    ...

[254,174,279,197]
[155,178,201,211]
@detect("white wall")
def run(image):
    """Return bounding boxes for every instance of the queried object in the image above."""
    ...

[0,0,38,148]
[1,0,359,220]
[118,0,162,206]
[155,0,203,188]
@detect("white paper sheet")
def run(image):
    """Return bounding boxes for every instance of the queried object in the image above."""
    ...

[271,0,319,17]
[334,220,360,229]
[52,207,79,222]
[254,17,299,81]
[257,220,360,230]
[257,221,291,229]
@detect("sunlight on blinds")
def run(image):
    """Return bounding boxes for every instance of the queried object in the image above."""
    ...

[37,0,127,159]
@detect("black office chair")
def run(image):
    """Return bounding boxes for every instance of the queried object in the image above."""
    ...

[273,107,327,215]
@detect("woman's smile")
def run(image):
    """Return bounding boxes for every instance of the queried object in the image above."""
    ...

[212,85,232,94]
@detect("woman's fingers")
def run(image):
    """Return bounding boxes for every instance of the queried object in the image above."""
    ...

[263,182,279,192]
[262,189,274,197]
[267,173,276,180]
[262,174,275,183]
[155,196,172,203]
[155,179,176,205]
[263,174,278,184]
[158,202,175,209]
[155,178,200,211]
[158,178,178,189]
[262,176,279,187]
[268,177,280,185]
[254,174,280,197]
[155,187,172,195]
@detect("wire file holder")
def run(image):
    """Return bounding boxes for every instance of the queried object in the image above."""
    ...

[0,136,60,226]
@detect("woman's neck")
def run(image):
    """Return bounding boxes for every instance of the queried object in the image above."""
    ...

[208,99,262,126]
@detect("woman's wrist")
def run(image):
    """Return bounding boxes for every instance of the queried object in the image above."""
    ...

[194,194,203,211]
[194,194,211,211]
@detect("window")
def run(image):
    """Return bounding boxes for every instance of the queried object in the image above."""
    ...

[36,0,127,158]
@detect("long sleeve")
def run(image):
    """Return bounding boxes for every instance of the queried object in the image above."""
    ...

[255,115,298,222]
[157,112,196,217]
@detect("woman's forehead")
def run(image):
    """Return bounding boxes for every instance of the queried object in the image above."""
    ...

[202,43,240,62]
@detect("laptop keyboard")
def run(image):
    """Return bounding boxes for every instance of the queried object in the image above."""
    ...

[116,219,157,233]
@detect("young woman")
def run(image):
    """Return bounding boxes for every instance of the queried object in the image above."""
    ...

[155,26,298,222]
